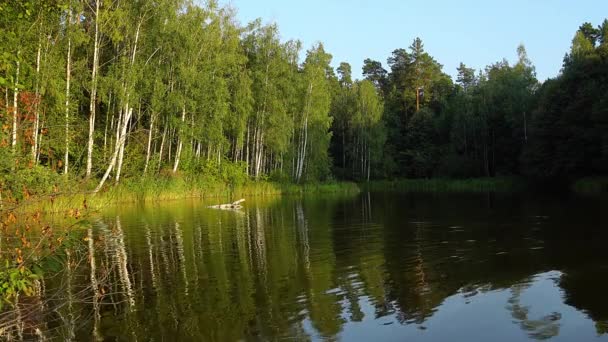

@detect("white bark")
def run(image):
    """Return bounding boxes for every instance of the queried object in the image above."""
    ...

[103,93,112,160]
[158,123,167,172]
[36,119,44,163]
[11,51,20,150]
[114,105,129,183]
[94,107,133,193]
[64,11,72,175]
[245,122,250,175]
[295,82,313,182]
[143,112,155,175]
[32,39,42,162]
[86,0,101,178]
[172,106,186,173]
[115,21,142,183]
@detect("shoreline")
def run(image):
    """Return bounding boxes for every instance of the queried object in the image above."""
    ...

[8,176,607,214]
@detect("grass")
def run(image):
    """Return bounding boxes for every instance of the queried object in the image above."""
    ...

[362,177,527,193]
[15,176,361,213]
[571,177,608,195]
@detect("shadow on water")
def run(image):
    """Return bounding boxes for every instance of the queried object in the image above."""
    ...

[16,192,608,340]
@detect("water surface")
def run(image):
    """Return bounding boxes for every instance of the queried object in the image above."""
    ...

[41,192,608,340]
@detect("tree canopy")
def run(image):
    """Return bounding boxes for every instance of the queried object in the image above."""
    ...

[0,1,605,196]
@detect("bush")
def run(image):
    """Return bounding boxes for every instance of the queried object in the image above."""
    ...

[1,165,62,201]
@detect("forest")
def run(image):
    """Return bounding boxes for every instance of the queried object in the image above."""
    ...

[1,0,607,199]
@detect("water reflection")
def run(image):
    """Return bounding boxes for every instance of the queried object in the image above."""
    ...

[18,193,608,340]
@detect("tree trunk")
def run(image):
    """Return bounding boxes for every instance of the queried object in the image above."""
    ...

[143,112,155,175]
[172,106,186,173]
[64,15,72,175]
[523,111,528,143]
[296,82,313,182]
[103,93,112,161]
[115,20,142,183]
[158,123,167,172]
[245,122,250,175]
[11,50,20,151]
[115,105,130,183]
[86,0,101,178]
[367,148,371,182]
[32,39,42,163]
[94,107,133,193]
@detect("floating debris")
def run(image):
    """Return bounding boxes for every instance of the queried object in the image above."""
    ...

[207,199,245,210]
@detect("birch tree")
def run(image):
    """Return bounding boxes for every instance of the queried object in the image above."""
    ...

[294,43,333,182]
[86,0,101,178]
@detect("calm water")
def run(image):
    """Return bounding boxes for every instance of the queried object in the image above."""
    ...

[38,192,608,340]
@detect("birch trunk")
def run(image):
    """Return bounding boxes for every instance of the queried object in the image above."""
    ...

[172,106,186,173]
[245,122,250,175]
[103,93,112,160]
[32,39,42,162]
[115,104,130,183]
[143,112,155,175]
[11,51,20,150]
[115,21,142,183]
[86,0,101,178]
[94,107,133,193]
[64,12,72,175]
[296,82,313,182]
[367,148,371,182]
[158,124,167,172]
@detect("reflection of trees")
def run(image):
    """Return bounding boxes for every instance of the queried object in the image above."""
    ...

[383,221,445,325]
[114,217,135,308]
[87,227,101,341]
[506,281,561,340]
[353,193,392,320]
[14,193,608,340]
[560,267,608,335]
[296,200,344,339]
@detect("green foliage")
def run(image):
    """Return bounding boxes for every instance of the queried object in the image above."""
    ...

[0,261,38,311]
[1,165,62,201]
[523,21,608,182]
[364,177,526,193]
[0,0,605,197]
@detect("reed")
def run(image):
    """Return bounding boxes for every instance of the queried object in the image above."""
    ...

[362,177,526,193]
[571,177,608,195]
[14,177,360,213]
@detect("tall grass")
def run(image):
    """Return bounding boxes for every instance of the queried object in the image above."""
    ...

[362,177,527,193]
[17,176,361,213]
[571,177,608,195]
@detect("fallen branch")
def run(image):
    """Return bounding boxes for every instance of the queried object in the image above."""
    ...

[207,199,245,210]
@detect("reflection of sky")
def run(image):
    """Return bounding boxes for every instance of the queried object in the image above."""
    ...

[303,271,605,341]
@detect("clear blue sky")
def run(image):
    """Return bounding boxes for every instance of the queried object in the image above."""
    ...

[217,0,608,81]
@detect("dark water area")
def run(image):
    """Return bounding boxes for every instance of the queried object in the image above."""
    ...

[38,192,608,341]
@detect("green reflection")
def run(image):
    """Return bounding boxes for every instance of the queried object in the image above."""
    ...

[18,193,608,341]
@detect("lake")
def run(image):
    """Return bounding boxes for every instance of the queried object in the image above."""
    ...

[21,192,608,340]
